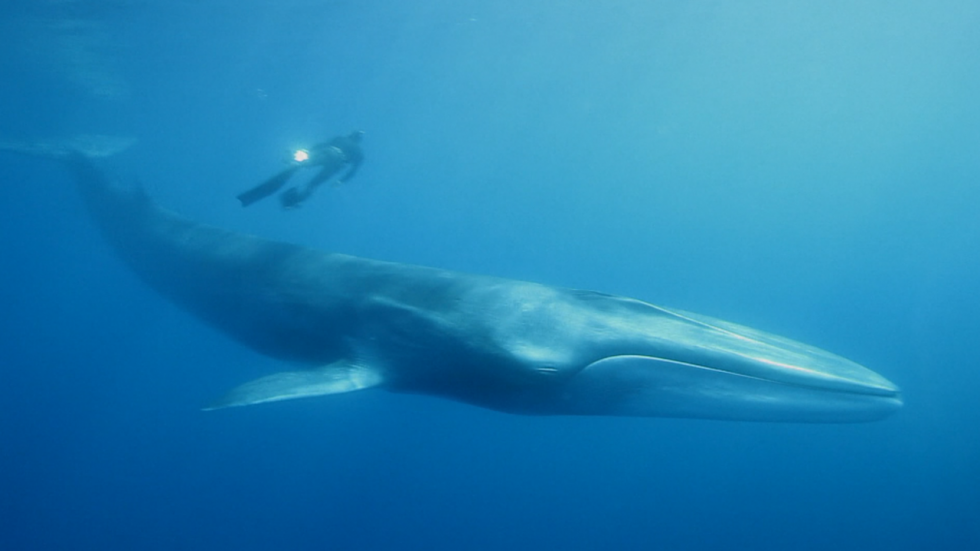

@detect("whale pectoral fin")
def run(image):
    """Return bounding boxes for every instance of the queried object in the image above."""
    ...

[203,361,384,410]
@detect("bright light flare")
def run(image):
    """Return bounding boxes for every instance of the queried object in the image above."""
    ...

[293,149,310,163]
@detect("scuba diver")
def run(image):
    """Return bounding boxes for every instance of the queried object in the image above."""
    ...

[237,130,365,209]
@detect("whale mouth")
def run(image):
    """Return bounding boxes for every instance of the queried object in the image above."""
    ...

[560,306,902,422]
[568,353,902,423]
[652,306,902,397]
[655,354,903,417]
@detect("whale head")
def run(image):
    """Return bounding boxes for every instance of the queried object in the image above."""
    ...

[547,299,902,422]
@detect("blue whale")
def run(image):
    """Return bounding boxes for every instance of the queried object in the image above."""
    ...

[16,149,902,422]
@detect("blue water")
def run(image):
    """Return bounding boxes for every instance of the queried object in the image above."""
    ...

[1,1,978,549]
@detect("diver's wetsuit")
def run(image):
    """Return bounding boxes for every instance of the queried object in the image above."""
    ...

[237,130,365,208]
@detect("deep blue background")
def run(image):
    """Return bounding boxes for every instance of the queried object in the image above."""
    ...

[2,1,978,549]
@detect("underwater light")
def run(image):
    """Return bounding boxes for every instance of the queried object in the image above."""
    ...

[293,149,310,163]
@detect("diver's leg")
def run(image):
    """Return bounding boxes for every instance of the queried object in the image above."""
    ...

[279,186,310,209]
[237,167,299,207]
[279,166,337,209]
[304,165,339,190]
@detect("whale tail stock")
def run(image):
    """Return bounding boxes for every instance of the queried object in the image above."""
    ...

[0,134,137,161]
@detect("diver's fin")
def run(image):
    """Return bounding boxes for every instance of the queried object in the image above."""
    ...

[237,166,299,206]
[204,361,384,410]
